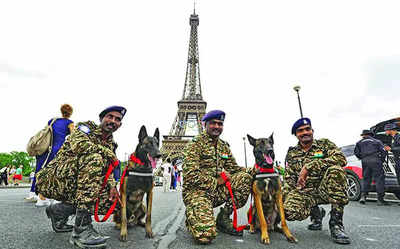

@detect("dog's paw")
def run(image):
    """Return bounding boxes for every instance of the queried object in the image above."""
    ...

[120,233,128,242]
[145,231,154,238]
[287,236,298,243]
[261,236,270,244]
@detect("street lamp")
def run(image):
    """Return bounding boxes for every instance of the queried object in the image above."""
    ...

[293,85,304,118]
[243,137,248,168]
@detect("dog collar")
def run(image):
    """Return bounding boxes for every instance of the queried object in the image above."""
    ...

[255,173,279,179]
[254,164,275,173]
[129,154,144,165]
[128,171,153,177]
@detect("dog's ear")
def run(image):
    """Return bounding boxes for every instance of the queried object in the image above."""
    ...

[269,132,274,145]
[154,128,160,145]
[247,134,256,147]
[139,125,148,143]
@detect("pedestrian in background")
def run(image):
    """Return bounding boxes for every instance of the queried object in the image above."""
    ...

[0,166,9,186]
[354,129,389,205]
[8,166,16,183]
[26,104,74,206]
[161,158,172,192]
[13,165,23,186]
[384,123,400,183]
[170,162,176,191]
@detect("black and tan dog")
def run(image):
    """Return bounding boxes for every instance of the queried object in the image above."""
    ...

[247,133,297,244]
[113,125,161,241]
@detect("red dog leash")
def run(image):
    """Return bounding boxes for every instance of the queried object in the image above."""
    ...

[220,172,252,232]
[94,154,144,222]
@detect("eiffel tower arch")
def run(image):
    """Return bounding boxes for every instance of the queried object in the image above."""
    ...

[161,9,207,162]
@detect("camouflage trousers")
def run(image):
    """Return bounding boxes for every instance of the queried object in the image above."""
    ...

[182,171,252,241]
[284,165,349,221]
[36,153,114,214]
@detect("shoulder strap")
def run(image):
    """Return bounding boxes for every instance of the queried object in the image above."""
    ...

[42,118,58,166]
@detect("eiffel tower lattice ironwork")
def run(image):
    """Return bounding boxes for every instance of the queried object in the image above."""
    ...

[161,9,207,161]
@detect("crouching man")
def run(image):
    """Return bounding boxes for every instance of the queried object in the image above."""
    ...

[182,110,252,244]
[36,106,126,249]
[283,117,351,245]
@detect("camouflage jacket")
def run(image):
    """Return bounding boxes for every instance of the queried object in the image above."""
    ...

[182,132,245,194]
[48,120,118,188]
[283,138,347,196]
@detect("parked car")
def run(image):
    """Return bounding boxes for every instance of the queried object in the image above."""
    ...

[342,118,400,201]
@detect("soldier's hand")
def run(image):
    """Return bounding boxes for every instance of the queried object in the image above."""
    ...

[217,171,231,185]
[384,146,391,151]
[296,166,308,189]
[109,187,119,202]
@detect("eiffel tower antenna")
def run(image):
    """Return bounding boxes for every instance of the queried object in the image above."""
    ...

[193,0,196,14]
[161,8,207,162]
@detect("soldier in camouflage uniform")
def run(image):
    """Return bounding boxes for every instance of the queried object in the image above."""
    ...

[182,110,252,245]
[283,117,350,244]
[36,106,126,249]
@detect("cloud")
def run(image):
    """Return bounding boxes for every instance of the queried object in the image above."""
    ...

[0,63,46,79]
[365,55,400,99]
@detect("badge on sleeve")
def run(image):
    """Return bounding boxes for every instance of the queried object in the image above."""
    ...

[78,125,91,134]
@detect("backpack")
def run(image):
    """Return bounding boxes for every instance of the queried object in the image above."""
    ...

[26,118,57,156]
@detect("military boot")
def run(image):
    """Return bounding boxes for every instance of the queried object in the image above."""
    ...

[329,209,350,244]
[69,209,108,249]
[377,195,391,206]
[308,206,326,230]
[216,207,243,236]
[359,193,367,205]
[45,202,75,233]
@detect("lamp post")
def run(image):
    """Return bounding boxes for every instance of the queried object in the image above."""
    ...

[293,85,303,118]
[243,137,248,168]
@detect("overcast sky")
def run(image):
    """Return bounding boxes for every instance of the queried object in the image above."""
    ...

[1,1,400,166]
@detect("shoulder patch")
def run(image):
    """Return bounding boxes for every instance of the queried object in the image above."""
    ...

[78,125,91,134]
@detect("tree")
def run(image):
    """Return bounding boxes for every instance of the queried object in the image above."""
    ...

[0,151,35,176]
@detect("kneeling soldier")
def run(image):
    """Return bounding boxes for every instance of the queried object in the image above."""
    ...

[283,117,351,244]
[182,110,252,244]
[37,106,126,249]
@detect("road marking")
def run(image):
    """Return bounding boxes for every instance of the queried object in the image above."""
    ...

[156,204,185,249]
[358,225,400,227]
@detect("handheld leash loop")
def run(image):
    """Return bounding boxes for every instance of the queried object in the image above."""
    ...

[220,172,250,232]
[94,160,120,222]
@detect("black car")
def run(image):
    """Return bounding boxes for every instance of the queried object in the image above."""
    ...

[342,118,400,201]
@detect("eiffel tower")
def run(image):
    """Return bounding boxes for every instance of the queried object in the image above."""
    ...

[161,9,207,162]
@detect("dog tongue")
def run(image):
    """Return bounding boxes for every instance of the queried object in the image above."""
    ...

[147,154,157,169]
[264,154,273,164]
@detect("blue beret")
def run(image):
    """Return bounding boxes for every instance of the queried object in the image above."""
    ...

[384,123,397,131]
[99,106,127,120]
[201,110,225,122]
[291,117,311,135]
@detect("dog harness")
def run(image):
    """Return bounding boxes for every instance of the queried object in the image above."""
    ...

[94,154,147,222]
